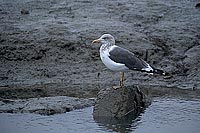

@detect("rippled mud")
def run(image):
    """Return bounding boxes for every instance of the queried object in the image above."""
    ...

[0,0,200,100]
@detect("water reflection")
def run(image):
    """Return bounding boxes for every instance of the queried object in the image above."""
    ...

[94,112,142,133]
[133,97,200,133]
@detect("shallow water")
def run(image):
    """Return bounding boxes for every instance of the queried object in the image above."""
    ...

[0,89,200,133]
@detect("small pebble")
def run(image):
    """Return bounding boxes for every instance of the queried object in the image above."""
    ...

[21,9,29,15]
[195,3,200,8]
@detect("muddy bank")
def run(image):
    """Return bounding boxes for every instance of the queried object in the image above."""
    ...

[0,0,200,99]
[0,96,95,115]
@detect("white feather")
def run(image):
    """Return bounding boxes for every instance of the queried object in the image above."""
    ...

[100,45,129,71]
[142,64,153,72]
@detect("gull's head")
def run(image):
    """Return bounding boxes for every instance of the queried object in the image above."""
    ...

[92,34,115,45]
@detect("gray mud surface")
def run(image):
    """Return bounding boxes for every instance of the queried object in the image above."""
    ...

[0,0,200,100]
[0,96,95,115]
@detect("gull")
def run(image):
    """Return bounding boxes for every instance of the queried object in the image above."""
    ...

[92,34,165,88]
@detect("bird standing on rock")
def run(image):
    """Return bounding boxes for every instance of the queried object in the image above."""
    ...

[92,34,165,88]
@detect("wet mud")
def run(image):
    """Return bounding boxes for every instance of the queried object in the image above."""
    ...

[0,0,200,101]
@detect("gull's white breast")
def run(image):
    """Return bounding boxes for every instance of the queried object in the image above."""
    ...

[100,45,129,71]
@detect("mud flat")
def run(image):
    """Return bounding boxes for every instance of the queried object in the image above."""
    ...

[0,0,200,102]
[0,96,95,115]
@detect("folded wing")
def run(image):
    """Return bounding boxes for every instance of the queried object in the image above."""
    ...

[109,46,153,72]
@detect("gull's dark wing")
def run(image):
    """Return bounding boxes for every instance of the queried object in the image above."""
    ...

[109,46,149,71]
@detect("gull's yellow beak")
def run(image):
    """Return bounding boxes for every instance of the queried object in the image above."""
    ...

[92,39,100,44]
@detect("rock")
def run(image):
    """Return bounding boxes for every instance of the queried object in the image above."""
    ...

[93,86,151,119]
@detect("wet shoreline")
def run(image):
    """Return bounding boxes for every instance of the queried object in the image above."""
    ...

[1,88,200,133]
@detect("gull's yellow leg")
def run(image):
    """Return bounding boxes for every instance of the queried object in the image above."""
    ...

[120,72,124,87]
[113,72,124,89]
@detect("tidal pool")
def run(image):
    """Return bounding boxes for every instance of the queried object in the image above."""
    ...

[0,88,200,133]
